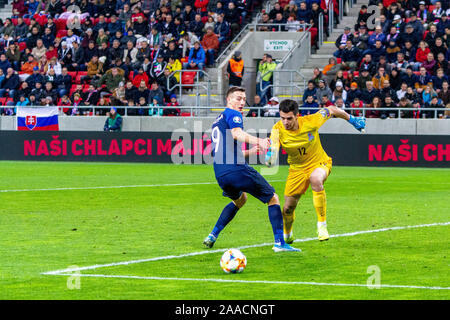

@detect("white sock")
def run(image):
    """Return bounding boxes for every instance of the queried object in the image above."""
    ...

[317,221,327,228]
[284,231,293,239]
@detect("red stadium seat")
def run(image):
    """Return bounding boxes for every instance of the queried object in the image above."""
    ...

[181,112,191,117]
[56,30,68,38]
[23,18,30,25]
[6,98,13,104]
[414,71,420,75]
[336,58,342,64]
[0,97,7,105]
[55,19,67,32]
[67,71,77,79]
[82,85,90,92]
[354,71,359,77]
[11,18,18,26]
[69,84,78,96]
[343,71,348,79]
[181,71,196,90]
[76,71,88,84]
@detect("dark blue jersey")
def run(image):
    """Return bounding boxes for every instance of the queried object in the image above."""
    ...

[211,108,247,177]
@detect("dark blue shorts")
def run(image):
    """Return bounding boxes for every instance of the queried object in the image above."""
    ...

[216,166,275,204]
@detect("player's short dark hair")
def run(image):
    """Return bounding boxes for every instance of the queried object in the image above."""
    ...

[279,99,299,115]
[226,86,246,98]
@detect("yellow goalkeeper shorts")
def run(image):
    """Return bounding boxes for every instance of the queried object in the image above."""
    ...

[284,159,332,197]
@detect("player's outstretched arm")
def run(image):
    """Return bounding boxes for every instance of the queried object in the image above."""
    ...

[327,106,366,132]
[231,127,270,150]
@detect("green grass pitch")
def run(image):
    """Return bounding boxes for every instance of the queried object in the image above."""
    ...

[0,161,449,299]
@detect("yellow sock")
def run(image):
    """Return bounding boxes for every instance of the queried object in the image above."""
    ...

[282,208,295,235]
[312,190,327,223]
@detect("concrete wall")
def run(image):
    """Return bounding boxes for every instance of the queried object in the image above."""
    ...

[2,115,449,135]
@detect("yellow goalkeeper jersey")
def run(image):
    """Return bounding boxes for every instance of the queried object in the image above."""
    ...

[270,108,332,170]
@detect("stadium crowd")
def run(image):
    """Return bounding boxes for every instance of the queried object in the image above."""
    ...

[0,0,264,116]
[0,0,447,119]
[294,0,450,119]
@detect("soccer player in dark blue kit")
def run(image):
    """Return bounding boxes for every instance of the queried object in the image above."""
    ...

[203,86,300,252]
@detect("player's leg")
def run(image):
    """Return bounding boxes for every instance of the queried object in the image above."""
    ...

[242,167,301,252]
[210,192,247,238]
[203,178,247,248]
[309,166,330,241]
[283,194,301,244]
[282,169,309,243]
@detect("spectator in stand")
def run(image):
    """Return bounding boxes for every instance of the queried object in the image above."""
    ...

[148,81,165,105]
[0,53,11,75]
[201,27,219,67]
[346,82,361,106]
[396,82,409,101]
[301,94,319,116]
[302,80,317,103]
[0,67,19,99]
[332,81,347,103]
[163,94,181,116]
[247,94,264,117]
[263,96,280,117]
[322,57,341,84]
[349,97,364,116]
[227,51,244,87]
[372,67,389,90]
[184,41,206,71]
[316,79,332,102]
[149,55,167,83]
[224,1,241,38]
[423,52,437,75]
[97,67,125,94]
[340,40,360,71]
[355,5,371,32]
[438,81,450,105]
[334,27,354,59]
[416,40,431,66]
[310,67,324,87]
[356,68,372,90]
[415,66,433,89]
[381,95,398,119]
[361,81,380,105]
[55,67,72,98]
[397,97,414,119]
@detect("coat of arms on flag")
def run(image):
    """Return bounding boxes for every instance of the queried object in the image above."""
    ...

[17,107,59,131]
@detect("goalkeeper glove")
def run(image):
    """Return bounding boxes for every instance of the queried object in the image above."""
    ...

[265,139,274,167]
[348,115,366,132]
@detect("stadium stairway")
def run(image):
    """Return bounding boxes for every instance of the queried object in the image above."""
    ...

[0,0,12,21]
[300,0,363,81]
[183,0,365,111]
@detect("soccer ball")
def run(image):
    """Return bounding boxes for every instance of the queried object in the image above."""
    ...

[220,249,247,274]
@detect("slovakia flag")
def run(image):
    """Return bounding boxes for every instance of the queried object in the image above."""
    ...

[17,107,59,131]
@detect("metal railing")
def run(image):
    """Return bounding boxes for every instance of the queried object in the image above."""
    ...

[318,13,324,48]
[167,69,211,108]
[2,106,448,119]
[258,69,307,100]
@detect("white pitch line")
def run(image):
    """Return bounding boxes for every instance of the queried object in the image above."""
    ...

[0,180,285,193]
[47,273,450,291]
[42,221,450,276]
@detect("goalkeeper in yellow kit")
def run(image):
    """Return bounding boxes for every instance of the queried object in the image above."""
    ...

[265,99,366,243]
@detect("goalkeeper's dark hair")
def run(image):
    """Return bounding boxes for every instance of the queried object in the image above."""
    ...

[279,99,299,115]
